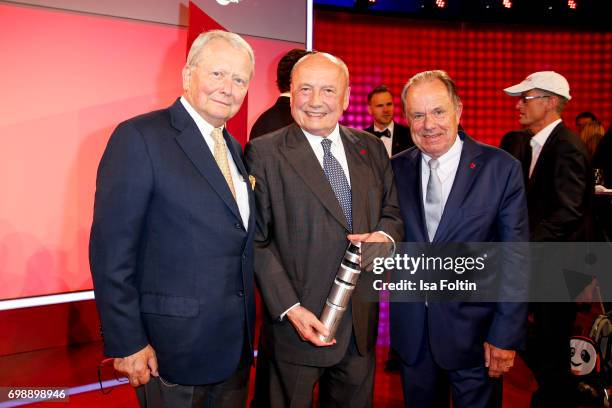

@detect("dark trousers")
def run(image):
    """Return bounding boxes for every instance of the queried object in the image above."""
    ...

[522,302,577,408]
[136,337,251,408]
[399,324,501,408]
[252,334,375,408]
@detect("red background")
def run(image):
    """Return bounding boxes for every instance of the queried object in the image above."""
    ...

[314,10,612,146]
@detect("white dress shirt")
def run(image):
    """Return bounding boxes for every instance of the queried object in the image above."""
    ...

[529,118,561,177]
[373,121,394,158]
[420,135,463,210]
[180,96,250,229]
[302,124,351,187]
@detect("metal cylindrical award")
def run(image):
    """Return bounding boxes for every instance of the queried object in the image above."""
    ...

[319,242,361,342]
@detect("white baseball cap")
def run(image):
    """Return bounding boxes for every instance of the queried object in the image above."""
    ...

[504,71,571,100]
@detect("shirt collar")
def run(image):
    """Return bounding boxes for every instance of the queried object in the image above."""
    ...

[531,118,561,148]
[421,133,463,167]
[180,96,223,137]
[302,124,342,146]
[374,121,394,134]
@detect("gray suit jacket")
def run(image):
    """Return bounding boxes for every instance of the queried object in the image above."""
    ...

[245,123,403,367]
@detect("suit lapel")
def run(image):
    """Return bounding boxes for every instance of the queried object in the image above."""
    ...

[280,124,350,231]
[397,149,428,242]
[434,134,483,242]
[170,100,242,222]
[527,122,562,192]
[341,127,370,233]
[224,129,255,231]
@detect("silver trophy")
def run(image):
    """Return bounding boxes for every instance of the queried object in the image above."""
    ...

[319,242,361,342]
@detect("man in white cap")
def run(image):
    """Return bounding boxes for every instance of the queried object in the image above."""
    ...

[503,71,593,408]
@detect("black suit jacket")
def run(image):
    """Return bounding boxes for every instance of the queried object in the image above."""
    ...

[364,122,414,156]
[499,129,532,187]
[249,95,293,140]
[525,123,592,242]
[245,124,403,367]
[593,126,612,188]
[89,99,256,385]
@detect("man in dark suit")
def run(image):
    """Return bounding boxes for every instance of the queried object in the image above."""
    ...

[503,71,593,408]
[390,70,529,408]
[364,85,414,157]
[249,49,310,140]
[245,52,403,407]
[89,30,256,407]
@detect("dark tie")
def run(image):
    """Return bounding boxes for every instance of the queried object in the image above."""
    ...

[321,138,352,231]
[373,129,391,139]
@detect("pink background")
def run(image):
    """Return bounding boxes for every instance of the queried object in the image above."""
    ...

[0,3,299,300]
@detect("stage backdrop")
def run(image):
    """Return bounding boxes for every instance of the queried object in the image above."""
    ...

[0,1,304,302]
[314,9,612,146]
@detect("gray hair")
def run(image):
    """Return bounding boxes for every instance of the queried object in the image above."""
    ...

[537,89,569,113]
[186,30,255,78]
[291,51,350,87]
[401,70,461,113]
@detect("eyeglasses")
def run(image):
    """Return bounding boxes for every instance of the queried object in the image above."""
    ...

[519,95,551,103]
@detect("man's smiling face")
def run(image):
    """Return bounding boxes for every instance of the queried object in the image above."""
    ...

[290,54,350,137]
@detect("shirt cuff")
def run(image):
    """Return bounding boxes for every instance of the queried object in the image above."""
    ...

[375,230,396,256]
[279,302,300,321]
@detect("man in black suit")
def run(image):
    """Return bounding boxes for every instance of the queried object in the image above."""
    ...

[90,30,256,407]
[503,71,593,408]
[246,52,403,407]
[249,48,310,140]
[364,84,413,157]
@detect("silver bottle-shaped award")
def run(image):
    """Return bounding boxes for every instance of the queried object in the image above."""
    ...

[319,242,361,342]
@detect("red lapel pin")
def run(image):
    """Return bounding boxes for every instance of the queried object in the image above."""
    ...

[469,162,476,169]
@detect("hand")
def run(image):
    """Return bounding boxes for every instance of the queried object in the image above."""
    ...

[286,305,336,347]
[348,232,392,272]
[484,342,516,377]
[347,231,391,244]
[113,344,159,387]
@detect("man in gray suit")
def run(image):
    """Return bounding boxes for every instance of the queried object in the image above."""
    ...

[245,52,403,407]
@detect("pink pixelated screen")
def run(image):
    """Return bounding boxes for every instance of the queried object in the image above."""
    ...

[314,10,612,145]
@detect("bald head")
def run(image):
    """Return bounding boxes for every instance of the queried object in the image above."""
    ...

[290,52,351,137]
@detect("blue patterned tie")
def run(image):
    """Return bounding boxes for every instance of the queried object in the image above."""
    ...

[321,138,352,231]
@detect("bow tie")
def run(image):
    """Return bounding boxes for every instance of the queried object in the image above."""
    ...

[373,129,391,138]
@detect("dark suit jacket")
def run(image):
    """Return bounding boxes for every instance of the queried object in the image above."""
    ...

[249,95,293,140]
[245,124,403,367]
[499,129,532,188]
[89,99,256,385]
[364,122,414,156]
[593,126,612,188]
[390,133,529,369]
[526,123,592,242]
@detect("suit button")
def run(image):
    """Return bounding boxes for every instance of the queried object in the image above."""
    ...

[234,223,241,229]
[237,290,245,297]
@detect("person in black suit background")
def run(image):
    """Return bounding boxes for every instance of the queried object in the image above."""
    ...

[503,71,593,408]
[364,85,414,157]
[90,30,256,407]
[249,48,310,140]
